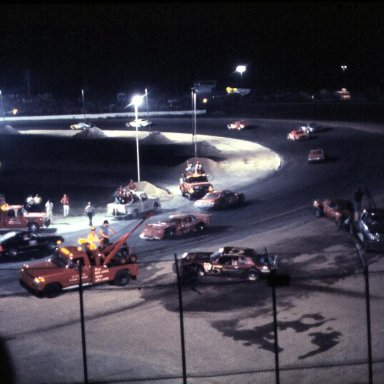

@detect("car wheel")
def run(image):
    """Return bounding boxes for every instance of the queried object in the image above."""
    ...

[165,227,176,238]
[247,269,260,281]
[194,265,205,277]
[315,208,324,217]
[131,209,139,219]
[153,202,160,212]
[114,270,131,286]
[43,283,62,298]
[28,223,39,232]
[6,248,18,258]
[196,223,206,233]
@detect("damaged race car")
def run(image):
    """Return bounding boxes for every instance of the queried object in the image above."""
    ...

[139,212,210,240]
[177,246,278,281]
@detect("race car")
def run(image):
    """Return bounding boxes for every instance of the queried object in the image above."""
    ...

[126,119,153,128]
[139,213,210,240]
[177,246,278,281]
[308,148,326,163]
[194,190,245,210]
[313,198,354,228]
[287,129,309,141]
[0,230,64,261]
[227,120,248,130]
[69,122,92,130]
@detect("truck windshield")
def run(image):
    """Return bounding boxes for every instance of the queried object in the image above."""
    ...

[186,175,208,183]
[50,251,70,267]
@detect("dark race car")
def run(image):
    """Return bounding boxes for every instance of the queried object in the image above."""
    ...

[194,190,245,210]
[177,246,278,281]
[0,230,64,262]
[356,208,384,252]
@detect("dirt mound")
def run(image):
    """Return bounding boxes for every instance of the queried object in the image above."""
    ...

[0,125,20,135]
[196,140,223,157]
[175,157,225,178]
[141,131,174,145]
[134,180,173,201]
[73,126,107,139]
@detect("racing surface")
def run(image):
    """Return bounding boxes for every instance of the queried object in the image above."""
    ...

[1,116,384,383]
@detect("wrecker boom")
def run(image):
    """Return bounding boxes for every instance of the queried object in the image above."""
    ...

[102,217,146,265]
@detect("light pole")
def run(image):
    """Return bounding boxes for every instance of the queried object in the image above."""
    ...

[236,65,246,88]
[81,89,86,121]
[145,88,150,132]
[191,88,197,158]
[0,90,4,122]
[340,65,347,87]
[131,94,143,182]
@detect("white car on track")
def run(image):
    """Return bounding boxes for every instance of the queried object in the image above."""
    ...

[69,122,92,130]
[126,119,153,129]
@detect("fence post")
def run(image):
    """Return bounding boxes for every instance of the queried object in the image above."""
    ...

[78,263,89,384]
[356,245,373,384]
[268,270,290,384]
[174,253,187,384]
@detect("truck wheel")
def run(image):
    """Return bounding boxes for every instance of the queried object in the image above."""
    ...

[247,269,260,281]
[28,223,39,232]
[195,265,205,277]
[196,223,206,233]
[43,283,62,298]
[132,209,139,219]
[315,207,324,217]
[153,202,160,212]
[114,270,131,286]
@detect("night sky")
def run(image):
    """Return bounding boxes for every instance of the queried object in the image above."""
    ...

[0,2,383,99]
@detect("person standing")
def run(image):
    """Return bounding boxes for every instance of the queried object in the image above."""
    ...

[60,194,70,217]
[353,187,364,222]
[45,199,54,223]
[84,201,95,226]
[86,226,101,250]
[98,220,116,249]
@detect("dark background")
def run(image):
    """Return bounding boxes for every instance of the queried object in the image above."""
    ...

[0,2,383,99]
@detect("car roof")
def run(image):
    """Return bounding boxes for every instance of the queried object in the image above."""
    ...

[363,208,384,215]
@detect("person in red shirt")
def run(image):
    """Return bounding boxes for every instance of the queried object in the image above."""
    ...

[60,194,70,217]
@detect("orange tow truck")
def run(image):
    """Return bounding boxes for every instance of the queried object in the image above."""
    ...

[19,218,145,297]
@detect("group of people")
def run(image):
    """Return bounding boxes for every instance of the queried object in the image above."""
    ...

[185,160,205,175]
[114,179,137,205]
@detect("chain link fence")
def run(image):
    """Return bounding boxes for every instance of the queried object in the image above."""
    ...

[1,253,384,384]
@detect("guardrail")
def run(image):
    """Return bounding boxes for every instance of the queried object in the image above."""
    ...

[1,110,207,122]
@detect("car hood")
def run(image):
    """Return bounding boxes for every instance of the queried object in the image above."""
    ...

[20,260,62,278]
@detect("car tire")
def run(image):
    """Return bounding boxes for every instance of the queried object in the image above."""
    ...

[196,223,206,233]
[315,208,324,217]
[28,223,39,232]
[43,283,62,298]
[131,209,139,219]
[247,269,260,281]
[194,265,205,277]
[6,248,18,258]
[165,227,176,238]
[114,270,131,286]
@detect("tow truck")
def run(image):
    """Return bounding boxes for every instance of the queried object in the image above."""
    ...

[19,218,146,297]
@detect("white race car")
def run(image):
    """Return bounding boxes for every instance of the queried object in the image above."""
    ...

[126,119,153,129]
[70,122,92,130]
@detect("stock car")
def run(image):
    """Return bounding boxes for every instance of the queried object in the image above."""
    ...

[0,230,64,261]
[126,119,153,128]
[177,246,278,281]
[313,198,354,227]
[356,208,384,251]
[308,148,326,163]
[287,129,309,141]
[227,120,249,130]
[139,213,210,240]
[69,122,92,130]
[194,190,245,210]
